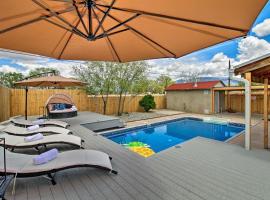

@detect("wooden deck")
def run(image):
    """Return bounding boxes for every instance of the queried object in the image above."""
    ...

[4,112,270,200]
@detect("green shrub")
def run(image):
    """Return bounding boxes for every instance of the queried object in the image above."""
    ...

[139,95,156,112]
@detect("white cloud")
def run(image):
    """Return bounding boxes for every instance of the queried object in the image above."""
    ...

[236,36,270,62]
[252,19,270,37]
[148,36,270,80]
[0,65,19,73]
[0,50,82,77]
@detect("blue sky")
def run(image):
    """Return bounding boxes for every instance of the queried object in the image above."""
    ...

[1,1,270,79]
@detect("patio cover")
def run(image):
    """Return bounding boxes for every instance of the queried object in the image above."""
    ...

[0,0,268,62]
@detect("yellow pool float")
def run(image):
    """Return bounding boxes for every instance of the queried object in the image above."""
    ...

[129,147,155,158]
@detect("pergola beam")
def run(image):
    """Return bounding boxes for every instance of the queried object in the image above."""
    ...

[245,72,252,150]
[264,78,269,149]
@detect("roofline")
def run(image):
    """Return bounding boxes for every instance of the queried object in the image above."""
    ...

[234,52,270,71]
[165,80,224,91]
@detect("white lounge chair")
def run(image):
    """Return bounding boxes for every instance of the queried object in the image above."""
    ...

[0,133,83,152]
[11,118,69,128]
[3,124,71,136]
[0,147,117,185]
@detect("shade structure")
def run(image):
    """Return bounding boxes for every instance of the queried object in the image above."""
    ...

[45,93,74,106]
[14,75,85,120]
[15,75,86,87]
[0,0,267,62]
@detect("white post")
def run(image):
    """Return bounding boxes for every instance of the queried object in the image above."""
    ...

[229,72,251,150]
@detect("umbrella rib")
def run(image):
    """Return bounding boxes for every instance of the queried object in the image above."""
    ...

[96,4,248,33]
[44,18,86,39]
[92,7,121,62]
[95,28,130,40]
[95,14,140,39]
[96,6,176,58]
[0,7,75,35]
[146,17,230,40]
[58,8,87,59]
[32,0,88,38]
[72,0,89,35]
[88,2,93,36]
[93,0,116,37]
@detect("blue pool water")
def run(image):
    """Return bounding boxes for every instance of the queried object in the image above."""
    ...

[103,118,244,154]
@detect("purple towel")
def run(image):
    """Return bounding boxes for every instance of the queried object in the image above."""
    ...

[32,119,45,125]
[27,125,39,131]
[33,148,59,165]
[24,133,44,142]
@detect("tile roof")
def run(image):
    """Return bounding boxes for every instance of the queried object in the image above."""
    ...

[165,80,222,91]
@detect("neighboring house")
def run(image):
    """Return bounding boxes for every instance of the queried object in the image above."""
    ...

[165,80,225,114]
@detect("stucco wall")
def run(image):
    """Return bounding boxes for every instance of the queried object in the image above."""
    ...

[166,90,211,114]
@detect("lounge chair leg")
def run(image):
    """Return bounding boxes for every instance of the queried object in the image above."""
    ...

[35,146,41,154]
[111,170,118,175]
[48,173,56,185]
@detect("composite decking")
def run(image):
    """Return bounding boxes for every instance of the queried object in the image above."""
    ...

[4,112,270,200]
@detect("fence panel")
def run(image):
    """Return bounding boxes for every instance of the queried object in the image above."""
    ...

[8,89,166,117]
[227,93,268,114]
[0,86,11,122]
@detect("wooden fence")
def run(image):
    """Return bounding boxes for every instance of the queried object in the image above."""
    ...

[226,93,268,114]
[0,87,166,120]
[0,86,11,122]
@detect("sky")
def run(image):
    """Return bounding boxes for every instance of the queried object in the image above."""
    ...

[1,2,270,80]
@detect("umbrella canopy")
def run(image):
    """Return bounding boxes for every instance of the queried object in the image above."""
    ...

[0,0,267,62]
[15,75,86,87]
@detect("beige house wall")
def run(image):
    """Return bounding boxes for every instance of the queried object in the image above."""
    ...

[166,90,212,114]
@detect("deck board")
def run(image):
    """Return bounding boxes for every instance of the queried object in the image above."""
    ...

[4,112,270,200]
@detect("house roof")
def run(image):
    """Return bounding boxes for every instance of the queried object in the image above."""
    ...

[165,80,222,91]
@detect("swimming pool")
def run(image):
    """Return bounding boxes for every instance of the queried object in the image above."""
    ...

[102,118,244,157]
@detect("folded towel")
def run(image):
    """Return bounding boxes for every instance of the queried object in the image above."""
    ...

[71,106,77,111]
[27,125,39,131]
[32,119,45,125]
[24,133,44,142]
[33,148,59,165]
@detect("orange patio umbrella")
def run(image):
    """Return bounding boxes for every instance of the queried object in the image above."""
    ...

[15,74,86,119]
[0,0,267,62]
[15,75,86,87]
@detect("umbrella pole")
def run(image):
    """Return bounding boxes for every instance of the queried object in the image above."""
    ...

[25,87,28,120]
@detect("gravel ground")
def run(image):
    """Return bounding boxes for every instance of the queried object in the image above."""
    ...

[115,112,167,122]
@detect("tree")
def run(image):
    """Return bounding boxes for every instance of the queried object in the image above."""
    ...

[139,95,156,112]
[73,62,117,114]
[130,76,150,94]
[0,72,24,88]
[177,71,201,83]
[114,61,148,116]
[28,67,60,77]
[156,75,174,93]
